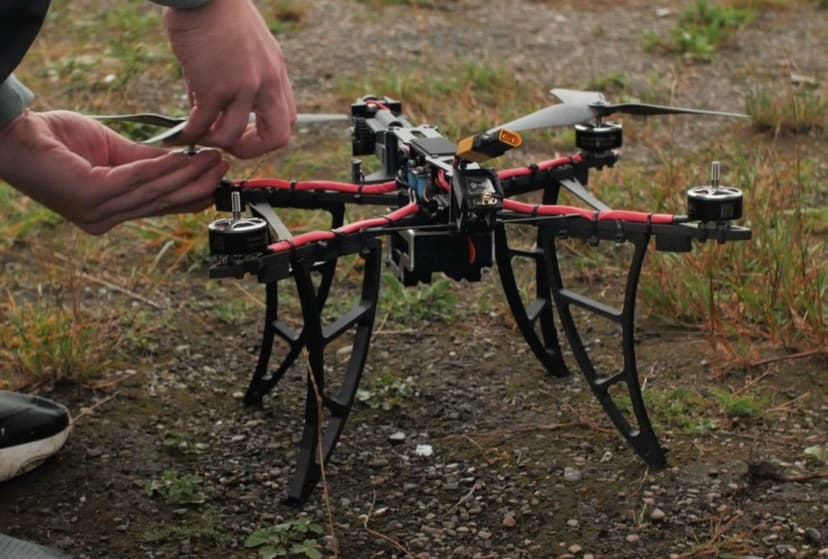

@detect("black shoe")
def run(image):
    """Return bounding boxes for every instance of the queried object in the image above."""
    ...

[0,391,72,482]
[0,533,72,558]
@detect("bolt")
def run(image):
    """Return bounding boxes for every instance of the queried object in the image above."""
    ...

[710,161,721,188]
[231,191,242,222]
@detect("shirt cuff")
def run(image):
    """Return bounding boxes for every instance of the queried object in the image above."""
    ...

[149,0,211,8]
[0,75,34,127]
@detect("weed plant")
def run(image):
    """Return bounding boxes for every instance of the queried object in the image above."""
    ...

[746,86,827,134]
[645,0,756,61]
[640,145,828,363]
[0,286,118,387]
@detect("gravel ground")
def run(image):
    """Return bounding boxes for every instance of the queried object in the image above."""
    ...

[1,1,827,558]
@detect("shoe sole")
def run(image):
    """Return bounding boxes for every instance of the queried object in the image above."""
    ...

[0,533,72,558]
[0,423,72,482]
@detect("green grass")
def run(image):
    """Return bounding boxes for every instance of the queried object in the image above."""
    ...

[0,287,119,386]
[746,86,827,134]
[145,470,207,506]
[245,520,326,559]
[378,273,457,324]
[645,0,756,61]
[335,61,550,138]
[141,510,226,545]
[641,144,828,362]
[0,184,64,245]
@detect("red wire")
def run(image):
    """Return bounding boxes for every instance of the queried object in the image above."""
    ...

[502,199,674,224]
[366,99,391,111]
[466,236,476,264]
[234,178,398,194]
[268,202,420,253]
[497,154,582,180]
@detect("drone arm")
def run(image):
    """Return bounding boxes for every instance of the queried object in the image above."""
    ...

[502,199,675,224]
[268,202,420,253]
[234,178,398,195]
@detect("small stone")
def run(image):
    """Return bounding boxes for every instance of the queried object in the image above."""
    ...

[388,431,406,444]
[421,526,444,538]
[563,467,582,482]
[805,528,823,545]
[415,444,433,457]
[650,508,666,522]
[503,512,517,528]
[566,518,579,527]
[568,544,583,554]
[625,534,640,544]
[477,530,492,540]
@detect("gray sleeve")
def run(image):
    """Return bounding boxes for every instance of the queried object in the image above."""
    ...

[149,0,211,7]
[0,74,34,127]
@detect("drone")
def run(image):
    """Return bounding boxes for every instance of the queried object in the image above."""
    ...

[99,89,751,506]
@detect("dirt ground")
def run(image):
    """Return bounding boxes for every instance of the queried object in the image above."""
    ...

[1,1,827,558]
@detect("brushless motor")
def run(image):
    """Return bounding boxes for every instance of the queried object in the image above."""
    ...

[575,122,623,152]
[208,191,269,255]
[687,161,743,222]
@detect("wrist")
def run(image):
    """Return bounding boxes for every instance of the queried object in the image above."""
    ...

[0,76,35,128]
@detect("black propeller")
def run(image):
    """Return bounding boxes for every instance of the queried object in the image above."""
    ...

[491,88,748,133]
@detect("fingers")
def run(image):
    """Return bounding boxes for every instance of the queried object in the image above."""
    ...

[174,93,228,147]
[83,191,216,236]
[228,84,297,159]
[77,150,228,234]
[176,94,253,153]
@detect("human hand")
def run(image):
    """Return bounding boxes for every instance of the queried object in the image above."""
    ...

[163,0,297,158]
[0,110,228,235]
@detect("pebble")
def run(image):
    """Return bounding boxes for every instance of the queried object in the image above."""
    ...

[563,467,582,482]
[625,534,640,544]
[806,528,823,545]
[568,544,583,554]
[502,511,517,528]
[650,508,666,522]
[388,431,406,444]
[422,526,444,538]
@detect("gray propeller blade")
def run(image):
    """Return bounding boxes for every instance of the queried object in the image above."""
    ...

[591,103,748,119]
[93,112,349,144]
[490,88,747,133]
[489,103,597,133]
[550,88,606,105]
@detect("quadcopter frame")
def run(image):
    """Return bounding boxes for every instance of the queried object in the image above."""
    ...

[205,96,750,506]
